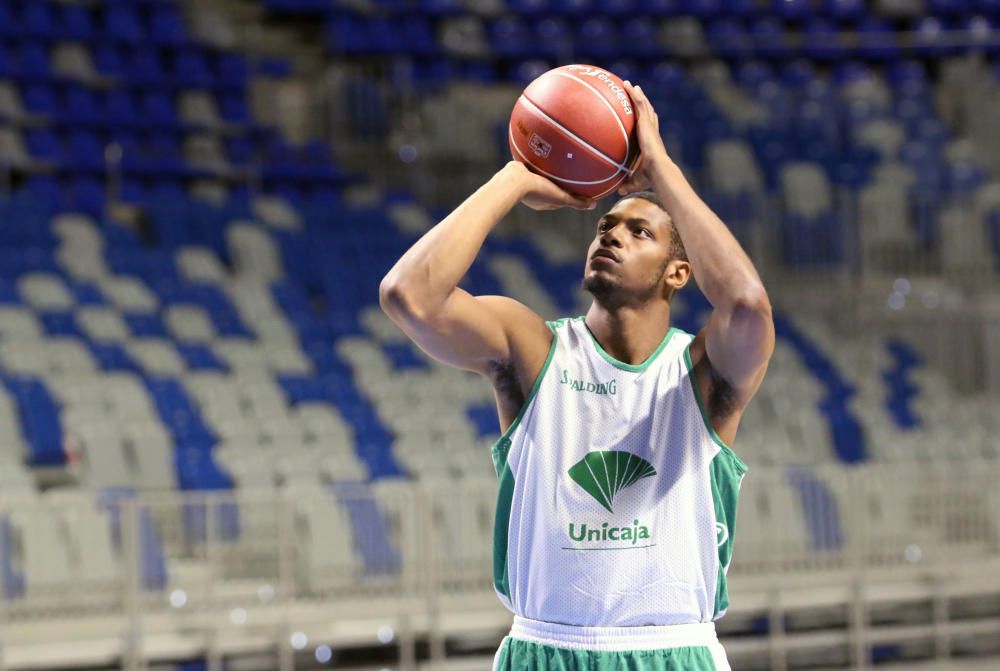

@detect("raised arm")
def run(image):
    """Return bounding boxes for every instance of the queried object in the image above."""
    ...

[619,82,775,414]
[379,161,594,382]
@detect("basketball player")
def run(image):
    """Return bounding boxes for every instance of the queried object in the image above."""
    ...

[380,82,774,670]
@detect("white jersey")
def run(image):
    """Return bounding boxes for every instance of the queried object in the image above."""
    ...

[491,317,747,626]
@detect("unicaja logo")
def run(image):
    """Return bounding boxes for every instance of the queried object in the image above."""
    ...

[565,451,656,549]
[568,450,656,513]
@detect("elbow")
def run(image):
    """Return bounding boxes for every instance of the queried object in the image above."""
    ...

[733,286,771,318]
[379,274,427,323]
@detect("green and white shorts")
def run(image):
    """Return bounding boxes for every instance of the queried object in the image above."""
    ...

[493,616,731,671]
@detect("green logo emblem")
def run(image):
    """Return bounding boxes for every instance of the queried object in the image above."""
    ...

[568,451,656,513]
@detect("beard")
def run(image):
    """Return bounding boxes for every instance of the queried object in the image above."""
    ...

[582,257,671,309]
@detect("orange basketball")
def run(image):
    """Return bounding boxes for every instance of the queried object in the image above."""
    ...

[509,64,640,199]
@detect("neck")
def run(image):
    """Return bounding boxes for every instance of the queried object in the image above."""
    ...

[583,300,672,366]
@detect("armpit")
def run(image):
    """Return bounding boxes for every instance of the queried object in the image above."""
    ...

[707,366,739,422]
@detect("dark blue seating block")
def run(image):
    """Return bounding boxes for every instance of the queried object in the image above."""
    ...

[23,3,57,39]
[219,94,251,124]
[466,404,500,438]
[550,0,595,15]
[5,378,65,466]
[0,4,16,39]
[62,86,104,127]
[66,131,106,172]
[824,0,863,19]
[67,280,105,305]
[93,44,127,79]
[18,43,51,79]
[26,128,61,163]
[22,84,57,118]
[858,19,899,61]
[682,0,722,17]
[129,50,167,86]
[772,0,813,20]
[0,279,20,304]
[750,18,789,59]
[89,342,141,372]
[40,311,84,337]
[803,18,843,61]
[59,4,95,41]
[576,18,622,60]
[217,54,249,90]
[706,19,754,58]
[150,7,189,47]
[102,5,145,45]
[173,49,212,88]
[123,311,171,338]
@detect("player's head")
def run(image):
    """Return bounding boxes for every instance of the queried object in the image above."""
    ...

[582,191,691,309]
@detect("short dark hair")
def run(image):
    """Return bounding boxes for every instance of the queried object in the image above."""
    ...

[617,191,688,262]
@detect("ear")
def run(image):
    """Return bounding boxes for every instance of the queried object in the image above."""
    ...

[664,258,691,291]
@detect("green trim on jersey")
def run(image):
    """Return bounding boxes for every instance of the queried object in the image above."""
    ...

[681,340,749,472]
[490,322,559,600]
[709,448,746,619]
[583,317,682,373]
[681,335,749,619]
[493,460,516,599]
[494,637,721,671]
[490,323,558,477]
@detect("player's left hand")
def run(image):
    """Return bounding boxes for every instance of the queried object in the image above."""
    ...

[617,81,671,196]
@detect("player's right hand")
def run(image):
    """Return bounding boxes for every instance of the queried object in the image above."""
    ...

[504,161,596,212]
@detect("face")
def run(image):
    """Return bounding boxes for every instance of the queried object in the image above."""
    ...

[582,197,688,307]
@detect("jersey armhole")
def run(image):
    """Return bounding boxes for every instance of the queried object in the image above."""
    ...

[490,323,559,477]
[682,340,749,475]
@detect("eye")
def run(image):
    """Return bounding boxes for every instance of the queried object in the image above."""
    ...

[636,227,652,238]
[598,220,612,232]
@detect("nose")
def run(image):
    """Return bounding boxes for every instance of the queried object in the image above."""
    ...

[600,226,624,248]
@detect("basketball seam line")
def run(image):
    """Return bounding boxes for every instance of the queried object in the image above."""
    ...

[547,70,630,157]
[517,95,629,173]
[509,127,621,186]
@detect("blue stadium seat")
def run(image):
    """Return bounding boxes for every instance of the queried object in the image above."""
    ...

[62,87,103,127]
[18,43,52,80]
[66,177,106,218]
[490,17,533,58]
[0,3,16,39]
[550,0,595,15]
[507,0,550,14]
[93,44,127,79]
[706,19,754,58]
[750,18,789,59]
[149,6,189,46]
[89,343,142,373]
[104,88,140,127]
[59,3,95,41]
[219,94,251,124]
[216,54,249,90]
[102,5,145,45]
[66,131,106,171]
[803,18,842,61]
[858,18,899,60]
[576,18,621,60]
[22,2,57,39]
[173,49,213,88]
[621,17,661,57]
[5,378,65,466]
[772,0,813,20]
[40,311,83,337]
[141,92,179,128]
[823,0,864,19]
[21,83,57,117]
[26,128,61,163]
[129,49,167,86]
